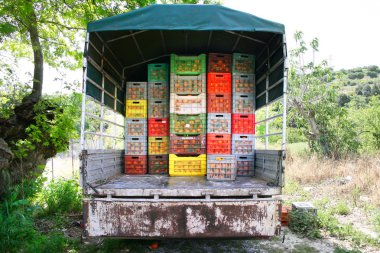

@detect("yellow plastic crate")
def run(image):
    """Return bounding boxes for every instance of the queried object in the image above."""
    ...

[126,100,147,118]
[148,137,169,155]
[169,154,206,176]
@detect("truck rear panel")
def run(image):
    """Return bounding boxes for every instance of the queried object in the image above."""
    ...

[84,198,281,238]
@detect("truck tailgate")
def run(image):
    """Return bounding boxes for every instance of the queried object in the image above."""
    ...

[84,198,281,238]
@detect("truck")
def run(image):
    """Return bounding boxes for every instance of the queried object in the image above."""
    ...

[80,4,288,239]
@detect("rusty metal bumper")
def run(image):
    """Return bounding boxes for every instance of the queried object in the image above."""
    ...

[83,198,281,238]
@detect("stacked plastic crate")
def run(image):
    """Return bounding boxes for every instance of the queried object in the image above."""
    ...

[147,64,170,174]
[206,53,236,181]
[169,54,207,176]
[125,82,148,174]
[232,53,256,176]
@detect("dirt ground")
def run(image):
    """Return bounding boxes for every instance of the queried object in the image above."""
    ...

[75,228,371,253]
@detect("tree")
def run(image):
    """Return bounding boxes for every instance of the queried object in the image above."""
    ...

[338,94,351,107]
[367,71,378,78]
[0,0,209,197]
[288,31,359,158]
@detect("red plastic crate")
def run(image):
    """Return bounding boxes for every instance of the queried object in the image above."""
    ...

[148,155,169,174]
[206,134,232,154]
[170,134,206,155]
[148,118,169,136]
[208,53,232,73]
[207,73,232,93]
[232,114,255,134]
[124,155,147,174]
[207,93,232,113]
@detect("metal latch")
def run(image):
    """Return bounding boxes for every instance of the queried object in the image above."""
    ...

[249,190,261,199]
[201,190,214,200]
[150,191,162,200]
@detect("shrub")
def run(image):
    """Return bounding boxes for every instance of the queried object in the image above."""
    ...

[38,178,82,215]
[333,201,350,216]
[367,71,378,78]
[289,209,321,239]
[0,212,36,252]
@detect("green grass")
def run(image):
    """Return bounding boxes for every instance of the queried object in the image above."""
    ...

[334,247,362,253]
[332,201,351,216]
[286,142,309,156]
[318,210,380,247]
[293,244,319,253]
[374,211,380,233]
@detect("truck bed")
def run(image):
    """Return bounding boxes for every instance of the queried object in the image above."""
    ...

[89,175,281,197]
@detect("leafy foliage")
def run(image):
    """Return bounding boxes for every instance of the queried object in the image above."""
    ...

[348,96,380,151]
[0,58,31,118]
[37,178,82,215]
[289,209,321,239]
[0,175,72,252]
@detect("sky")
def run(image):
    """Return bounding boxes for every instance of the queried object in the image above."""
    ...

[43,0,380,94]
[224,0,380,70]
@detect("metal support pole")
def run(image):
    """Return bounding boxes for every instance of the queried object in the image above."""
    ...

[265,47,270,149]
[99,44,105,149]
[80,33,90,150]
[71,139,74,178]
[282,35,288,152]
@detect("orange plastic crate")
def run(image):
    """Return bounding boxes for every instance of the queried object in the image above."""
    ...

[206,133,232,154]
[207,73,232,93]
[232,114,255,134]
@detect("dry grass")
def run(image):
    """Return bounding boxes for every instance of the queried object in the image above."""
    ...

[285,153,380,206]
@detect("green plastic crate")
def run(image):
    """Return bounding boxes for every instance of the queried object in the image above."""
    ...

[170,113,206,135]
[148,63,169,82]
[170,54,206,75]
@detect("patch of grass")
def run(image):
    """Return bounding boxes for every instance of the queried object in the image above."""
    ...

[374,211,380,233]
[289,209,321,239]
[332,201,351,216]
[313,197,331,209]
[318,210,380,247]
[81,239,152,253]
[286,142,309,156]
[333,246,362,253]
[293,243,319,253]
[283,180,301,195]
[37,178,82,215]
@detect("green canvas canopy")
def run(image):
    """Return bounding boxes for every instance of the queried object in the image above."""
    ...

[88,4,285,33]
[84,4,287,114]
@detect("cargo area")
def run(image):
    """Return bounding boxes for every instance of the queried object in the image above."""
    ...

[80,4,287,238]
[80,4,287,198]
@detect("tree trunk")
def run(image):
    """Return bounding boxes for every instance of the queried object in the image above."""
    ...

[291,99,331,157]
[0,6,51,199]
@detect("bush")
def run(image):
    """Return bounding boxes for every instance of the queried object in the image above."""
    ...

[289,209,321,239]
[0,212,36,252]
[333,201,350,216]
[0,176,71,253]
[367,71,378,78]
[38,178,82,215]
[348,73,365,80]
[338,94,351,107]
[26,232,67,253]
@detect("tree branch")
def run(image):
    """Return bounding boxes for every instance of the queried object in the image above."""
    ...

[40,20,85,31]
